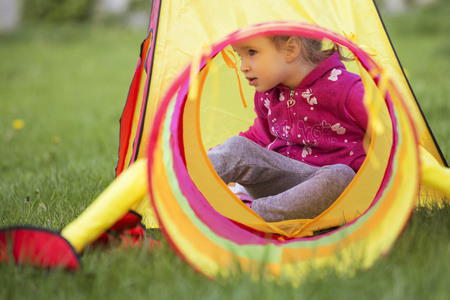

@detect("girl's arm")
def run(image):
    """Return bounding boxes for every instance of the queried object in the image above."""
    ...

[344,80,368,130]
[239,93,274,147]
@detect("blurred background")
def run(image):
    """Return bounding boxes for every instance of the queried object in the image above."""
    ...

[0,0,439,32]
[0,0,152,32]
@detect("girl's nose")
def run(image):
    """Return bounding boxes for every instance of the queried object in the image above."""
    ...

[240,59,249,72]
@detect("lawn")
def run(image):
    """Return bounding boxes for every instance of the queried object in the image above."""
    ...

[1,2,450,299]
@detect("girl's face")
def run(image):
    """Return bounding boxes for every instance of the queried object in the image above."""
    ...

[232,37,290,92]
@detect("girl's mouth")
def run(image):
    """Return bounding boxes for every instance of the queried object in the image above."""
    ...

[247,77,257,86]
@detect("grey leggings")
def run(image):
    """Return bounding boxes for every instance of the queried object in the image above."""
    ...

[207,136,355,222]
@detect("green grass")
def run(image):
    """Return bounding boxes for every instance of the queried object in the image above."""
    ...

[1,2,450,299]
[0,23,141,228]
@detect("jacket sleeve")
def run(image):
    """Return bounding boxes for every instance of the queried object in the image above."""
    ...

[344,80,368,131]
[238,92,275,147]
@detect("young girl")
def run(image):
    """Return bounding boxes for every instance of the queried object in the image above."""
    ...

[207,35,367,222]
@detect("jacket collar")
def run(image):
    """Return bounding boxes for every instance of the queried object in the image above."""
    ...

[274,52,345,92]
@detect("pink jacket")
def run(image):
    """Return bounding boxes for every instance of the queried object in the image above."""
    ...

[239,52,368,172]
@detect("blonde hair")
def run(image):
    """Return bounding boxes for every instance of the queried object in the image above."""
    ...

[271,36,352,65]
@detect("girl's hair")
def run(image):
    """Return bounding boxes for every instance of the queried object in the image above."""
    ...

[271,35,352,65]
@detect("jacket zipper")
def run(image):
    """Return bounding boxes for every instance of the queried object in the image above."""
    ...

[286,90,296,109]
[287,90,295,157]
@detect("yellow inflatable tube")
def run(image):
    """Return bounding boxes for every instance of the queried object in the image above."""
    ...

[61,159,148,253]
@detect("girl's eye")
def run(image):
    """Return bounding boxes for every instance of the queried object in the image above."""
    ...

[249,50,256,56]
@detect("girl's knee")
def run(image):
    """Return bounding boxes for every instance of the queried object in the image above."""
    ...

[207,136,253,164]
[227,136,256,148]
[224,135,247,147]
[335,163,355,175]
[218,136,255,154]
[320,164,355,185]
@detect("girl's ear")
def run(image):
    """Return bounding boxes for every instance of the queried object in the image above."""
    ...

[285,37,301,63]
